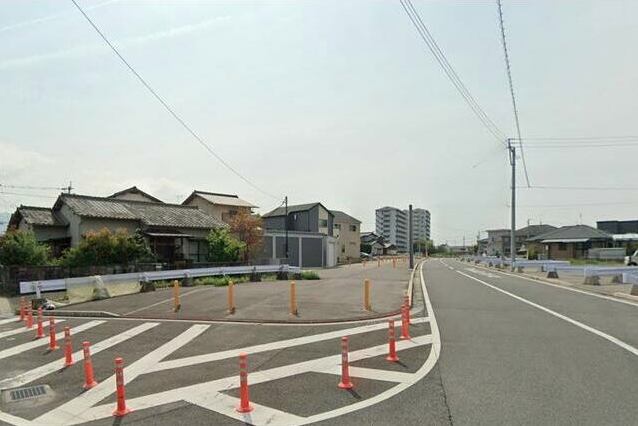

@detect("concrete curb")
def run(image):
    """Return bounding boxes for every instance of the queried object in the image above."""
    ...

[613,292,638,302]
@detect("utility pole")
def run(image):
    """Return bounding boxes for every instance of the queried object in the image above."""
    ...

[508,138,516,271]
[284,196,289,262]
[408,204,414,269]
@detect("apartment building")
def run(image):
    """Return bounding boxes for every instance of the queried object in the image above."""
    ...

[410,208,431,241]
[375,207,409,252]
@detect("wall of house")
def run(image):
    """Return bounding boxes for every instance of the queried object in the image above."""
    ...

[262,231,336,267]
[334,220,360,262]
[263,216,286,231]
[32,225,68,241]
[185,196,251,224]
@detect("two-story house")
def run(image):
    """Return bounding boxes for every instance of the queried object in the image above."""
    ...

[182,190,257,224]
[331,210,361,263]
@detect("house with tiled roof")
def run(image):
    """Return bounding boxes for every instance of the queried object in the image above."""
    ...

[527,224,612,260]
[9,189,227,262]
[182,190,257,224]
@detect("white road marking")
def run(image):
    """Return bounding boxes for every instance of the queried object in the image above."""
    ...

[0,319,65,339]
[37,323,210,426]
[123,287,208,316]
[323,366,415,383]
[463,267,500,279]
[0,321,105,360]
[460,260,638,309]
[6,260,441,426]
[152,316,429,373]
[0,411,32,426]
[70,334,433,426]
[457,270,638,358]
[0,317,20,326]
[0,322,159,390]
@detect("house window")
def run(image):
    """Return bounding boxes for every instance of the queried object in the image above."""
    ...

[349,225,357,232]
[334,223,341,230]
[558,243,567,251]
[319,219,328,227]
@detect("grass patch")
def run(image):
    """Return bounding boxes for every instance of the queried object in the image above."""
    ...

[569,259,625,266]
[301,270,320,280]
[194,275,250,287]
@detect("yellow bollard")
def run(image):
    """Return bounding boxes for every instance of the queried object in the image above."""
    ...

[173,280,180,312]
[377,257,380,268]
[363,260,366,268]
[290,280,298,315]
[227,280,235,314]
[392,259,396,268]
[364,278,371,311]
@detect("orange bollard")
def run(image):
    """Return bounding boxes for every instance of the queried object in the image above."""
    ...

[236,354,253,413]
[363,278,371,311]
[377,257,380,267]
[48,316,59,350]
[82,342,98,389]
[26,307,34,329]
[113,358,131,416]
[400,306,411,340]
[363,260,366,268]
[35,308,45,339]
[289,280,298,315]
[227,280,235,314]
[64,327,74,367]
[393,259,396,268]
[338,336,354,389]
[386,320,399,362]
[173,280,180,312]
[19,297,25,322]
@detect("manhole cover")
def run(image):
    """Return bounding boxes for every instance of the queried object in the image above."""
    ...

[9,385,46,401]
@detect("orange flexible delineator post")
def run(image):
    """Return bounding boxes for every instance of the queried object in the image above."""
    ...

[289,280,298,315]
[173,280,181,312]
[113,358,131,416]
[19,298,25,322]
[236,354,254,413]
[227,280,235,314]
[386,320,399,362]
[26,307,34,329]
[48,316,59,350]
[64,326,74,367]
[82,342,98,390]
[400,306,411,340]
[35,308,45,339]
[338,337,354,389]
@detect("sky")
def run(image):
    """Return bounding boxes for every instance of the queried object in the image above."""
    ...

[1,1,637,245]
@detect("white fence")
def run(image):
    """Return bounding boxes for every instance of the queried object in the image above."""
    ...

[19,264,301,295]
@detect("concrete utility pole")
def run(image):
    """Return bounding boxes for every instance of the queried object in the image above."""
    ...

[508,138,516,271]
[284,196,289,261]
[409,204,414,269]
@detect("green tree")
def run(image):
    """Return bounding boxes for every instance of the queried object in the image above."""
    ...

[206,227,245,262]
[0,229,49,266]
[61,228,155,267]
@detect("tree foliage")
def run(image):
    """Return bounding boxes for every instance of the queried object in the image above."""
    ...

[229,213,263,261]
[60,228,155,267]
[0,229,49,266]
[206,227,245,263]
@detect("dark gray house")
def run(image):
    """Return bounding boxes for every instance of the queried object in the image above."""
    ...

[263,202,334,236]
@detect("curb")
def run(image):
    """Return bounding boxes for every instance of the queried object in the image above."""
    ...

[613,292,638,302]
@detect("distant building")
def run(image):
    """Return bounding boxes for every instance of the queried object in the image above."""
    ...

[526,225,612,260]
[486,229,510,256]
[263,202,334,236]
[331,210,361,263]
[109,186,163,203]
[501,224,558,257]
[410,208,431,241]
[375,207,408,252]
[597,220,638,234]
[182,190,257,224]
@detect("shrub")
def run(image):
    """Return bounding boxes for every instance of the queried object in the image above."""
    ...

[0,229,49,266]
[207,228,245,263]
[301,270,320,280]
[60,228,155,267]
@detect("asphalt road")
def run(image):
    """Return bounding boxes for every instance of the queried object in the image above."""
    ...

[2,258,638,426]
[430,258,638,426]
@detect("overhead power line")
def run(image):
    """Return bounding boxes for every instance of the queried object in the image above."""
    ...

[0,183,68,191]
[497,0,530,187]
[513,135,638,142]
[399,0,506,146]
[0,190,59,199]
[520,185,638,191]
[70,0,282,201]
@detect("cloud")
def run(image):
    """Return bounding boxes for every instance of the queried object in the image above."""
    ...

[0,0,118,34]
[0,15,230,71]
[0,142,54,174]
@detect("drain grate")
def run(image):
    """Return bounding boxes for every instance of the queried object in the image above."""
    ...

[9,385,47,401]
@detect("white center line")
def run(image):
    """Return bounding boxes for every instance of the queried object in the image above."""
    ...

[457,270,638,357]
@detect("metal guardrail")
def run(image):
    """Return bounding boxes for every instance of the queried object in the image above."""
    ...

[19,264,301,295]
